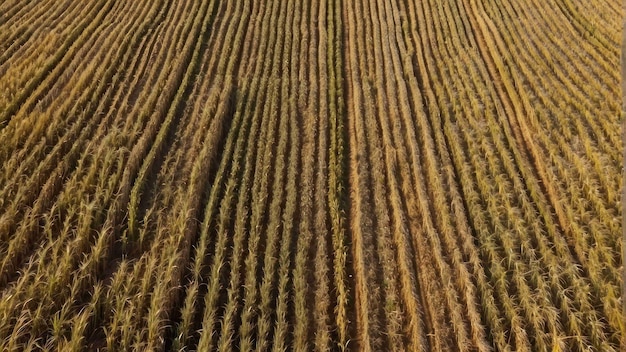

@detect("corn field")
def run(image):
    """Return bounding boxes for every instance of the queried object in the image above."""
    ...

[0,0,622,350]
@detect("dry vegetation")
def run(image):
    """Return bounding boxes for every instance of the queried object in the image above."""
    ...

[0,0,622,350]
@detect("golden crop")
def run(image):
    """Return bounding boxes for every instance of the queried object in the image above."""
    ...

[0,0,621,350]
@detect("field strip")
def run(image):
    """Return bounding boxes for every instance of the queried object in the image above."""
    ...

[0,0,621,350]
